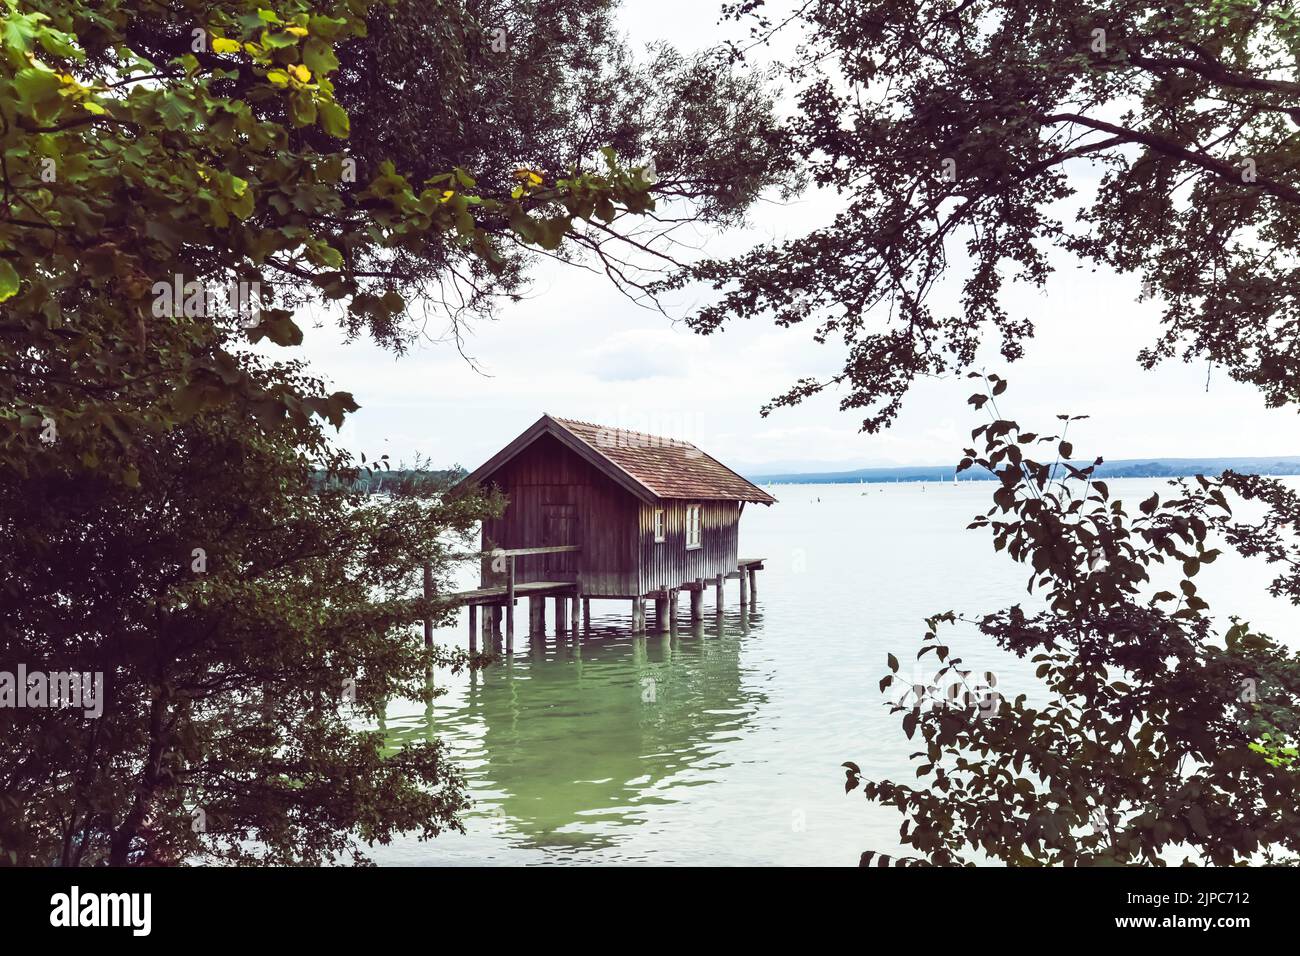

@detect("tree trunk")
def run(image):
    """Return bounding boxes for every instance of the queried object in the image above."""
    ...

[109,686,170,866]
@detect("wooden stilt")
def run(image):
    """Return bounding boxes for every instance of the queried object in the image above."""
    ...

[654,595,669,632]
[715,573,724,613]
[468,603,478,653]
[633,596,646,633]
[748,567,757,603]
[555,596,568,636]
[739,566,748,606]
[582,597,591,633]
[491,606,503,645]
[570,587,581,635]
[529,595,544,637]
[668,589,678,635]
[690,582,703,623]
[505,555,515,647]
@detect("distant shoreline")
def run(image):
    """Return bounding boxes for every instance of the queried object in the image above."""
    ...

[747,457,1300,485]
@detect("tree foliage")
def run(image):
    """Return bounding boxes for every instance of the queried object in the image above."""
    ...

[2,363,499,865]
[1,0,660,485]
[672,0,1300,431]
[845,378,1300,866]
[323,0,797,334]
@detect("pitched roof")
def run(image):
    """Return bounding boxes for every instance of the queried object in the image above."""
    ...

[463,415,777,505]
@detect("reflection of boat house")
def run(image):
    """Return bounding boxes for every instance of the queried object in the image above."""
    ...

[461,415,774,641]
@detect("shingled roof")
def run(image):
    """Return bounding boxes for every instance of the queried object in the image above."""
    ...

[463,414,777,505]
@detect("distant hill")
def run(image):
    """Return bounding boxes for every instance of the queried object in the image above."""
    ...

[747,457,1300,485]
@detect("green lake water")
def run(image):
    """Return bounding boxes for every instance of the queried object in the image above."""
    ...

[374,480,1299,865]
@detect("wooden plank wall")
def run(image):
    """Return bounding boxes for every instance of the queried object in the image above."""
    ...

[480,433,639,596]
[637,499,739,595]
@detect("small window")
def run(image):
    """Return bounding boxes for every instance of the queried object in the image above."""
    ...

[686,505,701,549]
[653,508,666,542]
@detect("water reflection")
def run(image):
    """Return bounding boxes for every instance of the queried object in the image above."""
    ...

[384,608,765,857]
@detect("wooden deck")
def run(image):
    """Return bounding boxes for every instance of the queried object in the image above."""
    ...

[446,580,575,607]
[422,546,765,651]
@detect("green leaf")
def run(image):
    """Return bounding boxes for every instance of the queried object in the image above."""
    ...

[290,91,317,126]
[318,100,349,138]
[13,67,62,110]
[249,312,303,346]
[2,14,39,54]
[303,37,339,77]
[0,261,19,302]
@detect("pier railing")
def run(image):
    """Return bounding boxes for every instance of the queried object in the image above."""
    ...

[424,545,582,651]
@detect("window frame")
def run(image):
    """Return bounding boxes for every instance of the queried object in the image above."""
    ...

[653,508,666,543]
[685,504,702,550]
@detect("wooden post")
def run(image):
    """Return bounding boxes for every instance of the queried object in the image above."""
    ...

[491,606,502,646]
[582,597,591,633]
[748,567,757,603]
[633,596,645,633]
[505,555,515,648]
[690,581,703,623]
[422,562,433,651]
[739,565,748,606]
[668,589,678,636]
[570,587,581,636]
[654,595,669,632]
[715,573,724,613]
[468,603,478,653]
[529,595,544,637]
[555,596,568,636]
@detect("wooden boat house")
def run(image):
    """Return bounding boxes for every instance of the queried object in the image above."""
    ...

[457,415,774,646]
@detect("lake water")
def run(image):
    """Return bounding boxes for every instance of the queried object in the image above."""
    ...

[373,479,1300,866]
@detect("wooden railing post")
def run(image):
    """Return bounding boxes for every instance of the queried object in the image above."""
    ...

[468,603,477,653]
[505,555,515,651]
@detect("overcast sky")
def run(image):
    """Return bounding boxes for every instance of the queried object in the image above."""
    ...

[293,1,1300,475]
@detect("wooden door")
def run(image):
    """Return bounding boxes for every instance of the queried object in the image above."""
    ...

[542,504,577,576]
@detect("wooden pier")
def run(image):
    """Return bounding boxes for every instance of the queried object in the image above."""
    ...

[422,548,764,652]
